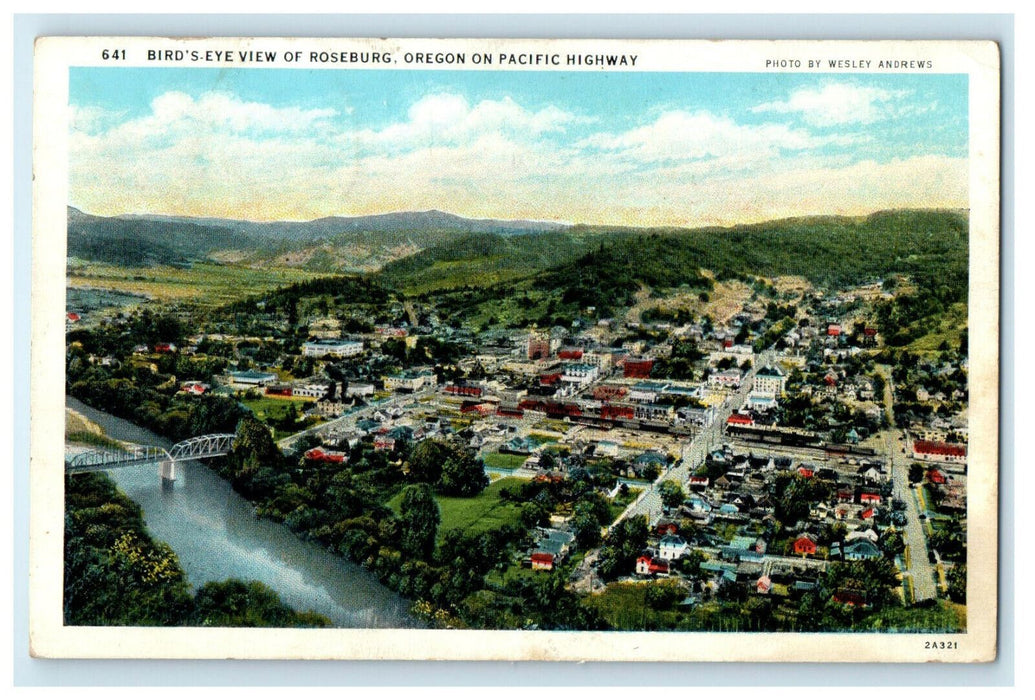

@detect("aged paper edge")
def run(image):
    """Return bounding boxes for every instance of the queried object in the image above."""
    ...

[29,36,1001,662]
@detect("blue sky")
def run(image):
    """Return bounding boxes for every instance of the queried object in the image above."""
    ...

[69,67,968,226]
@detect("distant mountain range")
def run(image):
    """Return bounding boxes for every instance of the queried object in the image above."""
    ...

[67,207,569,271]
[67,207,969,311]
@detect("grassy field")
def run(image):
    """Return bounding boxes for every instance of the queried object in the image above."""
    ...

[67,261,323,307]
[608,488,642,521]
[241,396,315,421]
[388,477,526,539]
[908,302,968,353]
[482,452,529,470]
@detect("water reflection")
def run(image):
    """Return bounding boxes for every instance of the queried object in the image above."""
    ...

[67,398,417,628]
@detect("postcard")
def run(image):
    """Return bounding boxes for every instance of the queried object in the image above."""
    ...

[30,36,1000,661]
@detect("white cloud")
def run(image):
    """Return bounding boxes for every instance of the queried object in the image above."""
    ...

[350,93,585,153]
[579,110,832,168]
[68,89,963,226]
[752,82,911,127]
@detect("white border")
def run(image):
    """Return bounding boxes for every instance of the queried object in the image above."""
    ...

[29,35,1000,663]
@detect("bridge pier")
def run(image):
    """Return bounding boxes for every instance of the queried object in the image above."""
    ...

[159,459,177,485]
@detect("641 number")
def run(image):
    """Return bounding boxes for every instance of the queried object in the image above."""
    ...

[101,49,126,60]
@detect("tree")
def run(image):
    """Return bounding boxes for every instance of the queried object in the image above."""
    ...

[399,484,440,560]
[597,515,649,580]
[192,579,329,628]
[658,480,685,510]
[406,438,449,485]
[908,463,925,485]
[409,437,488,497]
[438,448,489,497]
[947,563,966,603]
[228,416,283,480]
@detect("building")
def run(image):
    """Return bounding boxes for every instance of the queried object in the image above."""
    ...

[292,382,333,399]
[636,556,670,576]
[383,369,437,392]
[526,329,552,360]
[302,338,364,358]
[624,357,655,379]
[304,447,347,464]
[561,362,599,387]
[228,370,279,387]
[708,369,743,389]
[345,381,376,397]
[444,383,484,398]
[658,534,690,561]
[793,534,817,557]
[752,366,787,397]
[911,440,967,464]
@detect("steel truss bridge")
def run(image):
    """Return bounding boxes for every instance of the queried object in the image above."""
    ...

[66,434,237,480]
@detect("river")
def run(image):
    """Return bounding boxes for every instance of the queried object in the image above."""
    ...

[66,397,418,628]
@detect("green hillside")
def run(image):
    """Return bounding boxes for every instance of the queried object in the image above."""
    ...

[408,209,968,326]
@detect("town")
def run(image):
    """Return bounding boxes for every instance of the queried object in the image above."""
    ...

[65,253,969,632]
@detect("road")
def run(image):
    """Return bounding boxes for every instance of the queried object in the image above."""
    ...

[277,388,437,451]
[608,349,774,530]
[878,364,937,602]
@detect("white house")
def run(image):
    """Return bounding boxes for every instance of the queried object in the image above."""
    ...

[658,534,690,561]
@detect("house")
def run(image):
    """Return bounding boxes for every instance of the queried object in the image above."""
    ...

[859,492,882,505]
[636,555,670,577]
[846,528,879,543]
[793,534,818,556]
[843,539,882,561]
[304,447,347,464]
[179,381,210,395]
[531,552,554,571]
[756,575,773,595]
[926,468,948,485]
[832,589,867,607]
[658,534,690,561]
[688,476,710,491]
[373,436,396,451]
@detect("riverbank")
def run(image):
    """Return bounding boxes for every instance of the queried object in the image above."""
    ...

[65,397,419,629]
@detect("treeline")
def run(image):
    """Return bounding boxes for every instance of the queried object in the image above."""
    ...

[212,420,605,629]
[64,472,329,627]
[66,356,245,443]
[409,209,967,326]
[539,235,714,316]
[572,209,967,292]
[223,275,390,318]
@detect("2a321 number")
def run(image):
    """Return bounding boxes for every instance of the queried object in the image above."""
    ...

[101,49,126,60]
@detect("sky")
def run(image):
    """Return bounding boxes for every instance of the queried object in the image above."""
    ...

[68,67,968,227]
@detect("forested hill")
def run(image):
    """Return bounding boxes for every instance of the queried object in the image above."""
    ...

[66,207,567,270]
[555,208,969,295]
[387,209,968,315]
